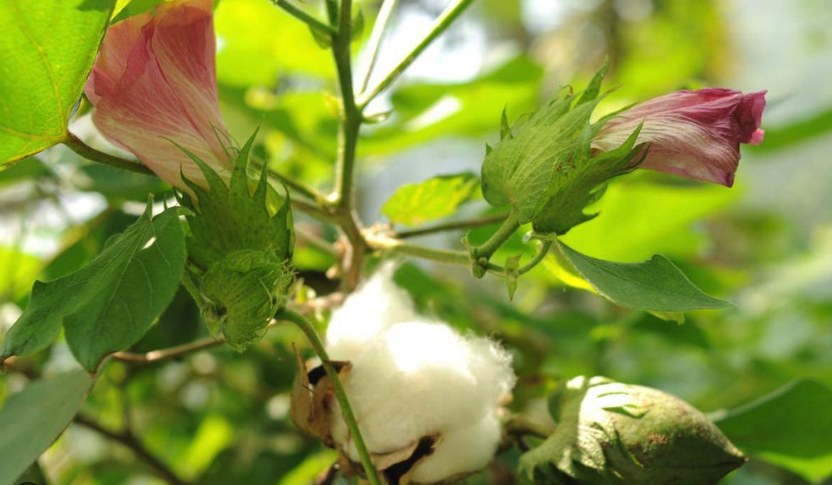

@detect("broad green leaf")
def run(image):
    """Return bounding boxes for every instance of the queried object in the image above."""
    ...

[0,0,116,163]
[382,173,479,227]
[0,203,186,371]
[551,240,728,313]
[714,380,832,482]
[0,370,94,485]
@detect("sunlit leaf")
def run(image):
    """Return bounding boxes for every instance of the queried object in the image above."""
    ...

[382,173,479,227]
[0,0,116,163]
[550,240,728,313]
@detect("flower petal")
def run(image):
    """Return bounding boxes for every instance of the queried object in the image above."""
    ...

[85,0,231,190]
[593,89,767,187]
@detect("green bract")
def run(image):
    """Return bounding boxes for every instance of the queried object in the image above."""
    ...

[481,64,646,235]
[521,376,746,485]
[177,131,295,351]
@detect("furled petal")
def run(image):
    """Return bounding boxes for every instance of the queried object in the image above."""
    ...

[85,0,232,189]
[592,89,767,187]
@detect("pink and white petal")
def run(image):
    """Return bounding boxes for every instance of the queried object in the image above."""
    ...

[85,12,151,104]
[149,0,231,159]
[91,28,228,188]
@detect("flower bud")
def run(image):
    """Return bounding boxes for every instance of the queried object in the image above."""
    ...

[521,376,746,485]
[481,64,647,235]
[85,0,232,190]
[593,88,766,187]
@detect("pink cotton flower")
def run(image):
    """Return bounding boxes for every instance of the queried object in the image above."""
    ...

[592,89,767,187]
[85,0,232,189]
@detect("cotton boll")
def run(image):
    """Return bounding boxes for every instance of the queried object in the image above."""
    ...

[325,264,416,361]
[342,321,513,454]
[328,319,515,483]
[410,412,503,484]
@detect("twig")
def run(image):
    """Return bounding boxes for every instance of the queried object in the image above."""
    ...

[394,213,508,239]
[110,296,343,365]
[267,167,326,203]
[64,133,154,176]
[358,0,399,94]
[271,0,337,35]
[74,414,192,485]
[357,0,477,107]
[111,337,223,365]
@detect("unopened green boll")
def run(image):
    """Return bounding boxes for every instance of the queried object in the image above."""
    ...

[521,376,746,485]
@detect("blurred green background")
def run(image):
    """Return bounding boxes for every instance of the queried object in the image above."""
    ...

[2,0,832,483]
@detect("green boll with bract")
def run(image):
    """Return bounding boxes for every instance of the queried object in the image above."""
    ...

[176,131,295,351]
[481,63,647,235]
[521,376,746,485]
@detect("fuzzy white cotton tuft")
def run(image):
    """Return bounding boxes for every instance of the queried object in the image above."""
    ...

[325,270,515,483]
[410,413,502,484]
[325,264,415,361]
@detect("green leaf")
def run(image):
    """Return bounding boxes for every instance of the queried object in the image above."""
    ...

[0,202,186,371]
[0,0,116,164]
[382,173,479,227]
[0,370,95,485]
[550,240,728,313]
[714,380,832,482]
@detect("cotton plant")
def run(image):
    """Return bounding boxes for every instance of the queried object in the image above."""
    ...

[0,0,785,484]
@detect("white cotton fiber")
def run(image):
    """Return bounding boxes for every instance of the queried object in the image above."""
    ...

[325,264,416,361]
[410,412,503,484]
[324,270,515,483]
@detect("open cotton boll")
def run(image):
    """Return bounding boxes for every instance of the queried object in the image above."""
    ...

[410,412,503,484]
[325,264,416,361]
[329,320,515,483]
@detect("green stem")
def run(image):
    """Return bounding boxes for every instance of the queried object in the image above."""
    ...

[518,240,552,275]
[471,211,520,269]
[327,0,368,290]
[271,0,336,35]
[395,213,508,239]
[356,0,477,107]
[367,233,503,273]
[358,0,399,94]
[276,308,381,485]
[64,133,154,176]
[266,167,326,203]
